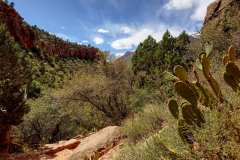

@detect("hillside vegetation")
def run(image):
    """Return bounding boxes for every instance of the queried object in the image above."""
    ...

[1,0,240,159]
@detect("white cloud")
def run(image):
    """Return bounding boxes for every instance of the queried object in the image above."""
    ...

[111,28,153,50]
[115,52,125,57]
[190,0,214,21]
[165,0,194,10]
[111,25,184,50]
[164,0,215,21]
[60,26,65,30]
[95,23,138,37]
[97,28,110,33]
[82,40,89,43]
[93,37,104,45]
[120,26,133,34]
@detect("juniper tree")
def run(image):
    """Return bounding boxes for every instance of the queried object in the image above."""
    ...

[0,24,31,153]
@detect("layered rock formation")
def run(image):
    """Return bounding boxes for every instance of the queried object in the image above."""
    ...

[204,0,236,25]
[202,0,240,52]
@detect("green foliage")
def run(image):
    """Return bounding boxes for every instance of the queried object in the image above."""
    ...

[19,95,109,147]
[17,61,135,147]
[28,80,42,98]
[117,45,240,160]
[132,36,158,75]
[132,31,193,87]
[122,105,164,143]
[116,103,191,160]
[0,24,31,152]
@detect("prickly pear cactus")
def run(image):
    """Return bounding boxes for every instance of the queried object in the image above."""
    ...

[224,72,240,92]
[201,54,211,78]
[198,52,224,102]
[193,69,214,107]
[228,45,237,62]
[174,81,198,106]
[208,75,224,103]
[174,65,188,81]
[223,46,240,92]
[178,119,194,144]
[168,99,179,119]
[181,103,205,127]
[226,62,240,83]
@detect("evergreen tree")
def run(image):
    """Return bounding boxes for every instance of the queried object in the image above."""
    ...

[9,2,14,8]
[131,30,191,87]
[160,30,176,69]
[0,24,31,153]
[132,36,158,74]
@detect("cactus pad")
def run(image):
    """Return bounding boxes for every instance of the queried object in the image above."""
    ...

[208,75,224,103]
[178,119,194,144]
[168,99,179,119]
[228,45,237,62]
[174,65,188,81]
[226,62,240,83]
[181,103,204,127]
[201,54,211,78]
[174,81,198,106]
[224,72,240,92]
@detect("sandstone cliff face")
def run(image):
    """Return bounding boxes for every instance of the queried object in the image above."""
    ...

[0,1,35,49]
[204,0,236,25]
[0,1,100,60]
[202,0,240,52]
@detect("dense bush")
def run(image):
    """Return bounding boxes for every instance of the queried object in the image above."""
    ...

[17,61,134,147]
[18,95,109,148]
[56,61,134,124]
[0,24,32,153]
[132,31,194,87]
[122,104,165,143]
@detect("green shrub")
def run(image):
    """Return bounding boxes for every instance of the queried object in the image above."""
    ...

[123,104,166,143]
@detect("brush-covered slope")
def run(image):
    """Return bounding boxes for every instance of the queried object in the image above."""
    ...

[0,0,100,60]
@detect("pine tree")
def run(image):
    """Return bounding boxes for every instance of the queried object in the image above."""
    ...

[132,36,158,74]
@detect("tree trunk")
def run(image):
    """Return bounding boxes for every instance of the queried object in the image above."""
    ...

[0,124,11,153]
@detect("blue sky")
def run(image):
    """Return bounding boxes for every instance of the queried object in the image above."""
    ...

[9,0,214,57]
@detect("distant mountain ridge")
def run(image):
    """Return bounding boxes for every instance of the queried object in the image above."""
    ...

[0,1,101,60]
[114,51,135,65]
